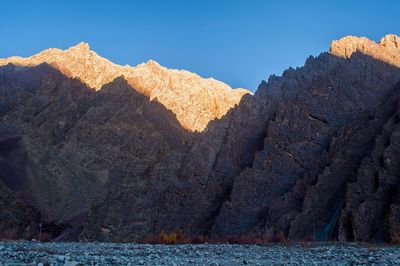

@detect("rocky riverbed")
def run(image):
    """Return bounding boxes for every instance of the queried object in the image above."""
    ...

[1,242,400,265]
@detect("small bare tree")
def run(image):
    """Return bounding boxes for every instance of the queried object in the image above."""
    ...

[38,215,43,242]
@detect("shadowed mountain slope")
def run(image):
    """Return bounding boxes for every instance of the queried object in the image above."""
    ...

[210,34,400,242]
[1,34,400,243]
[0,63,191,239]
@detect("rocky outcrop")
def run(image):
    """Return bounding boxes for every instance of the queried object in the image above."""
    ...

[330,34,400,66]
[0,34,399,242]
[210,35,400,242]
[338,92,400,243]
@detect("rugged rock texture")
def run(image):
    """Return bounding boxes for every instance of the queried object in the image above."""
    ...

[0,179,37,240]
[330,34,400,67]
[0,61,197,239]
[211,34,400,242]
[338,94,400,243]
[0,34,399,243]
[0,43,249,131]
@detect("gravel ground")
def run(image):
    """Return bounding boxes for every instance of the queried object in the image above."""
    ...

[0,241,399,265]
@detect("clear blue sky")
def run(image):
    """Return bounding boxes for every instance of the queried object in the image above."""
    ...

[1,0,399,91]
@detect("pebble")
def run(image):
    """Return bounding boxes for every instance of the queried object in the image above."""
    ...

[64,261,80,266]
[0,241,399,265]
[56,255,66,262]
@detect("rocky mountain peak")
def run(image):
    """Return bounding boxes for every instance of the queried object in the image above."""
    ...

[144,59,161,68]
[380,34,400,49]
[330,34,400,67]
[330,35,373,56]
[65,42,92,56]
[70,41,91,51]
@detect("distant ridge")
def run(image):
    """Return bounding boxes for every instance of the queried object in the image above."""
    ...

[0,43,250,131]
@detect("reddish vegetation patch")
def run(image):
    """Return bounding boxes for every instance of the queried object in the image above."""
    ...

[302,236,315,242]
[139,231,291,245]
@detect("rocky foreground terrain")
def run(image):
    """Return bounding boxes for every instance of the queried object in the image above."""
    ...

[1,242,400,265]
[0,34,399,243]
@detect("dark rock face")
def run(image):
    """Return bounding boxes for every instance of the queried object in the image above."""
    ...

[338,94,400,242]
[0,179,38,239]
[211,52,400,242]
[1,35,400,243]
[0,64,190,241]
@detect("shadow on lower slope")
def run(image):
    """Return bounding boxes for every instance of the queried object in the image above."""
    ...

[0,62,191,240]
[1,50,400,243]
[83,50,400,243]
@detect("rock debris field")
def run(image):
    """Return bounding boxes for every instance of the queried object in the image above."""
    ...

[0,242,400,265]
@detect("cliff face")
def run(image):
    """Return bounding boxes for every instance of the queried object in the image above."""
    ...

[211,34,400,242]
[1,35,399,243]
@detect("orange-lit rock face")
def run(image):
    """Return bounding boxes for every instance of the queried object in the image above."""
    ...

[0,42,249,132]
[330,34,400,67]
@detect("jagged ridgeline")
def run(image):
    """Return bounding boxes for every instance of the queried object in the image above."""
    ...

[0,35,399,243]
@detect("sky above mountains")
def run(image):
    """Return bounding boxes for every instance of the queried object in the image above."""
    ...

[1,0,399,91]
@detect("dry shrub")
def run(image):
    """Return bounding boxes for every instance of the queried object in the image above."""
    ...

[265,231,287,243]
[141,231,290,245]
[159,230,177,244]
[300,236,314,249]
[302,235,314,242]
[391,234,400,245]
[157,230,191,244]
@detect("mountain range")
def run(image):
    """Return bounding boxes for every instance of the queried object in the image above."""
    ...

[0,34,399,243]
